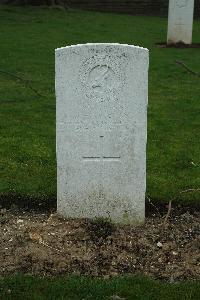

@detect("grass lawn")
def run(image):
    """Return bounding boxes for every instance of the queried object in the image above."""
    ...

[0,5,200,204]
[0,275,199,300]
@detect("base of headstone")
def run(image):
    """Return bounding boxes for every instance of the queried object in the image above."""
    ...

[156,42,200,49]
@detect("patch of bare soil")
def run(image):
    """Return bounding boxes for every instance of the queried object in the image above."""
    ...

[156,42,200,48]
[0,207,199,282]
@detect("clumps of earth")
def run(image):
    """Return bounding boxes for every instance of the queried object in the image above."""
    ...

[156,42,200,48]
[0,206,199,282]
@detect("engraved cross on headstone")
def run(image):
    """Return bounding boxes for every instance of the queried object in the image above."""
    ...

[175,17,185,27]
[82,135,121,162]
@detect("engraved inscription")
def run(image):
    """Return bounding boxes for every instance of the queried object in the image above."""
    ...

[82,135,121,162]
[83,156,101,159]
[82,156,121,162]
[175,0,189,8]
[175,17,185,26]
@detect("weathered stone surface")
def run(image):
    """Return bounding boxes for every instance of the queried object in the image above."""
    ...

[167,0,194,45]
[56,43,149,224]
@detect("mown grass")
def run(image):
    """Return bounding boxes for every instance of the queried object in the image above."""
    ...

[0,5,200,204]
[0,275,199,300]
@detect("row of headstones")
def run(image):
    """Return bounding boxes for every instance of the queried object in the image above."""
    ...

[55,1,195,225]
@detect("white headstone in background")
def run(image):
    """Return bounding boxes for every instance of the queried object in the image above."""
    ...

[56,43,149,224]
[167,0,194,45]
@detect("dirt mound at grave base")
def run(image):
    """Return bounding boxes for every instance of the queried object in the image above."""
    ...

[0,208,199,282]
[156,42,200,48]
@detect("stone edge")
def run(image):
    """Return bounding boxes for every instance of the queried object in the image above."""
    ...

[55,43,149,53]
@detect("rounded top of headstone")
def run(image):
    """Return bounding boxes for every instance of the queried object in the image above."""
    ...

[55,43,149,53]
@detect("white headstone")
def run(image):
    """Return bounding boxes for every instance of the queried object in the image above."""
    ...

[56,43,149,224]
[167,0,194,45]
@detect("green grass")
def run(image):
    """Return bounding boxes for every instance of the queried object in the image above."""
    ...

[0,5,200,204]
[0,275,199,300]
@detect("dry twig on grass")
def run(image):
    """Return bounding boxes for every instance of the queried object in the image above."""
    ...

[175,60,200,77]
[163,200,172,228]
[29,232,62,253]
[162,187,200,228]
[180,188,200,194]
[0,69,44,97]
